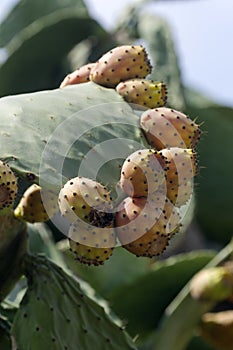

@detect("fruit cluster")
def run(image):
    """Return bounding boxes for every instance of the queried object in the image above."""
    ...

[0,45,201,266]
[57,45,201,265]
[60,45,167,109]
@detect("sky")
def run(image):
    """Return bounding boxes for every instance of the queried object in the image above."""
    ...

[0,0,232,108]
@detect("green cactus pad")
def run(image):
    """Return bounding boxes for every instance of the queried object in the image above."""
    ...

[0,11,108,96]
[0,300,19,324]
[27,222,66,266]
[0,0,88,47]
[109,251,215,336]
[12,254,138,350]
[185,93,233,243]
[0,316,11,350]
[0,83,145,192]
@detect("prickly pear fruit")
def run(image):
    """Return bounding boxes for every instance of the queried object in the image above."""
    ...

[200,311,233,350]
[116,79,167,109]
[14,184,58,223]
[115,193,181,257]
[59,63,95,88]
[0,160,17,211]
[190,267,233,303]
[90,45,152,88]
[120,149,168,197]
[68,222,115,266]
[160,147,198,207]
[140,107,201,150]
[58,177,115,266]
[58,176,113,226]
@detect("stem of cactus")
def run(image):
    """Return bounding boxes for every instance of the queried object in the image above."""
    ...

[151,239,233,350]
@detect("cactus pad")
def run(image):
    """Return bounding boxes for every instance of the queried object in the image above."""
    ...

[12,255,138,350]
[0,83,145,190]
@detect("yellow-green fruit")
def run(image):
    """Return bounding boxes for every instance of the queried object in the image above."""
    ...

[200,311,233,350]
[120,149,168,197]
[58,177,113,226]
[190,267,233,302]
[90,45,152,88]
[116,79,167,109]
[59,63,96,88]
[14,184,58,223]
[68,221,115,266]
[140,107,201,149]
[115,193,181,257]
[0,160,17,211]
[59,177,115,266]
[160,147,198,207]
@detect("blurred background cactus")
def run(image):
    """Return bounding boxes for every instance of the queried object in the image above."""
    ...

[0,0,233,349]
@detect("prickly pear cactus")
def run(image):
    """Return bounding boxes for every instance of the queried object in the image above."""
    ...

[12,254,138,350]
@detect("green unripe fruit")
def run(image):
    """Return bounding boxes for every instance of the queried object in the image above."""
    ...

[69,222,115,266]
[190,267,233,303]
[14,184,58,223]
[116,79,167,109]
[59,177,116,265]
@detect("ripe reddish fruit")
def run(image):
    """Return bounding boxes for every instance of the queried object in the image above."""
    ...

[160,147,198,207]
[120,149,167,197]
[140,107,201,150]
[60,63,95,88]
[90,45,152,88]
[115,194,181,257]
